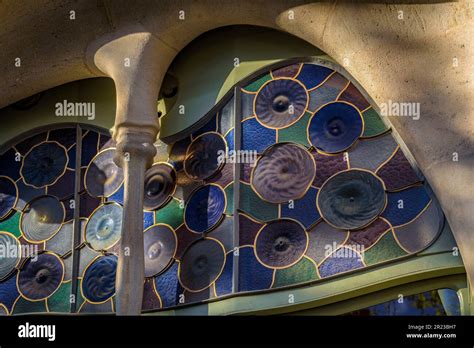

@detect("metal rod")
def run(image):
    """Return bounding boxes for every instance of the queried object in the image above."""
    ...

[69,124,83,313]
[232,86,242,293]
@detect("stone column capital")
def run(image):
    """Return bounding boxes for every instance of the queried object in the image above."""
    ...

[113,128,157,169]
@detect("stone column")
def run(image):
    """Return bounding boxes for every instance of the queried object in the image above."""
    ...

[88,27,176,315]
[114,131,156,314]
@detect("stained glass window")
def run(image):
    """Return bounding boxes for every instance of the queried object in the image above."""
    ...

[0,126,116,314]
[0,60,450,314]
[236,62,444,292]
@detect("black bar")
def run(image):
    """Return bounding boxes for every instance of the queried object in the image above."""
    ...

[0,315,472,346]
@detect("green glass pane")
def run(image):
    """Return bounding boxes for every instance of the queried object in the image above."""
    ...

[277,111,311,147]
[154,198,184,229]
[362,108,387,137]
[224,184,233,215]
[239,183,278,222]
[363,231,407,265]
[242,74,272,93]
[273,257,319,288]
[12,297,47,314]
[47,281,71,313]
[0,211,21,238]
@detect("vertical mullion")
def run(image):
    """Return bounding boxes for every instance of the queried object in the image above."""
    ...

[69,124,83,313]
[232,87,242,293]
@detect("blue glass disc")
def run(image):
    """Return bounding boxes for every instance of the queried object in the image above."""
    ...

[144,224,176,277]
[255,219,307,268]
[308,102,363,153]
[185,184,226,233]
[21,195,65,242]
[82,254,117,303]
[85,204,122,251]
[85,148,124,198]
[21,142,68,187]
[178,238,225,292]
[317,170,386,230]
[254,79,308,128]
[184,133,226,181]
[18,253,64,300]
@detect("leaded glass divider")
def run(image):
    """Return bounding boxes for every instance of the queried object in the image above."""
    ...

[70,125,82,313]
